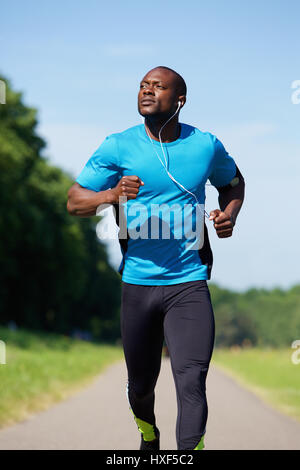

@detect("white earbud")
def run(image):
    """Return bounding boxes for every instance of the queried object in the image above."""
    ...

[178,101,181,108]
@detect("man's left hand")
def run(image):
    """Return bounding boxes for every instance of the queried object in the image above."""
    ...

[209,209,235,238]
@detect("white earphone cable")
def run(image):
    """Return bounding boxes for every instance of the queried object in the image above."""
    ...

[143,102,210,219]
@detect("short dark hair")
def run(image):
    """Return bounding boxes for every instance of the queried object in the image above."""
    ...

[150,66,187,97]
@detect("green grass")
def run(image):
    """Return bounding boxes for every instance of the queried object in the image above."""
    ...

[212,347,300,422]
[0,326,124,428]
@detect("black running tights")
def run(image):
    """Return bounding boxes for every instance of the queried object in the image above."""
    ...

[120,279,215,450]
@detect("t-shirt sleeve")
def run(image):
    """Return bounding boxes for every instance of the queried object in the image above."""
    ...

[75,135,121,191]
[208,135,237,188]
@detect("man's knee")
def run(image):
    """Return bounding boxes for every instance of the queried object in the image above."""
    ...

[128,380,156,401]
[176,366,209,397]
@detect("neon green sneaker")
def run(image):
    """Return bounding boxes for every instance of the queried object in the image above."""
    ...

[140,425,160,450]
[193,434,205,450]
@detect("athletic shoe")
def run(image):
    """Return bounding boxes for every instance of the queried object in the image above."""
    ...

[140,426,160,450]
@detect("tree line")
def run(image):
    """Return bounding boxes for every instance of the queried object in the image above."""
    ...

[209,283,300,348]
[0,74,121,341]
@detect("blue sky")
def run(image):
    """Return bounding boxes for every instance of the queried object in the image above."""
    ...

[1,0,300,291]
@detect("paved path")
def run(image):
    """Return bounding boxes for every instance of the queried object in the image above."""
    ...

[0,358,299,450]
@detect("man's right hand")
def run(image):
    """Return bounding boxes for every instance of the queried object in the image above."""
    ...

[67,176,145,217]
[110,175,145,203]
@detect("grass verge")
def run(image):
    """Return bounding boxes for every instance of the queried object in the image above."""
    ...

[211,347,300,423]
[0,326,124,428]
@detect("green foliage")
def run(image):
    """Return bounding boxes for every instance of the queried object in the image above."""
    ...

[209,283,300,348]
[0,74,121,340]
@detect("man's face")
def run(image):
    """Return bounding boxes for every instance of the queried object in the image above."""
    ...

[138,68,179,118]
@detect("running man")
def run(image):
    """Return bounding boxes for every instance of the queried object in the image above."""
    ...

[67,66,245,450]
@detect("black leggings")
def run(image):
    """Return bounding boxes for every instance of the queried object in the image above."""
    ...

[120,279,215,450]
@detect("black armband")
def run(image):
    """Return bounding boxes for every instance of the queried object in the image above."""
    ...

[216,165,243,192]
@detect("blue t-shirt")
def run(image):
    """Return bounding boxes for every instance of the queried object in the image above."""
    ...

[75,123,237,285]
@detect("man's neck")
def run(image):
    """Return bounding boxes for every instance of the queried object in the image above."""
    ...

[144,117,181,143]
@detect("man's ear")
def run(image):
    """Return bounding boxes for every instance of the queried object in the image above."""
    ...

[178,95,186,108]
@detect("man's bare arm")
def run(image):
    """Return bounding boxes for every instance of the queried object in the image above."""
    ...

[67,183,115,217]
[209,165,245,238]
[217,165,245,225]
[67,176,144,217]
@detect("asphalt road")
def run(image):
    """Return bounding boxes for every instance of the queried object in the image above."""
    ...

[0,357,299,450]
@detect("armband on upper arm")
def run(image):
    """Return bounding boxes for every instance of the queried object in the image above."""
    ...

[229,176,240,187]
[216,165,244,192]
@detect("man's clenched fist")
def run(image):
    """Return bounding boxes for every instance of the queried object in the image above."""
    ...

[110,175,144,203]
[209,209,235,238]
